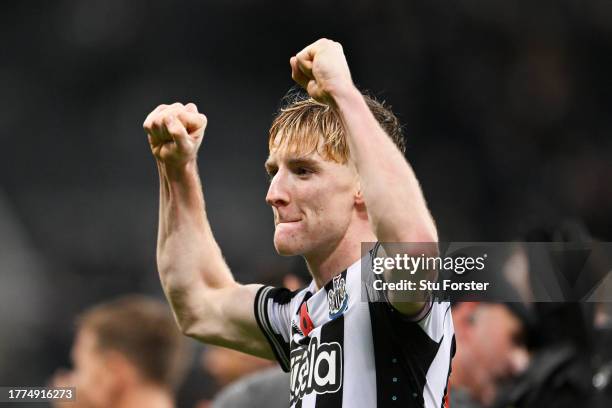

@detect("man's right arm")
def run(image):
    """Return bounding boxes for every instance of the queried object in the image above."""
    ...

[143,103,273,359]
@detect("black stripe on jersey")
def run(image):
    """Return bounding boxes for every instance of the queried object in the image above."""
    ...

[369,301,442,408]
[440,334,456,408]
[314,272,346,408]
[254,286,292,372]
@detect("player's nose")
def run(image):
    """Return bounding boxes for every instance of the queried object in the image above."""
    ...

[266,171,290,208]
[507,346,529,376]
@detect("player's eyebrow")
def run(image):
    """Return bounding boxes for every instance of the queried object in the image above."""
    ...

[265,157,320,173]
[287,157,319,169]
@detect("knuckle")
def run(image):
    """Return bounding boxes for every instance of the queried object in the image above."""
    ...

[150,119,160,130]
[163,114,173,124]
[152,116,164,129]
[179,111,197,125]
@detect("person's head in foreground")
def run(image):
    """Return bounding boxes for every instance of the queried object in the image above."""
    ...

[265,91,405,261]
[51,295,190,408]
[450,302,529,407]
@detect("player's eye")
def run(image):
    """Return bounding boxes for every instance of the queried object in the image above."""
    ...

[266,169,277,181]
[294,167,312,176]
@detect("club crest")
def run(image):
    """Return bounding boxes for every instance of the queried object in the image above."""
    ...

[327,274,348,319]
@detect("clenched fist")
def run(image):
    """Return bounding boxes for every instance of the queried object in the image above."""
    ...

[143,102,207,167]
[290,38,356,105]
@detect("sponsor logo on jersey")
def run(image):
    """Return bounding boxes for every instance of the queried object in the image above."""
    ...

[327,274,348,319]
[289,337,343,403]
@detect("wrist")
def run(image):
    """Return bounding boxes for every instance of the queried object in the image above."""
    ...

[158,160,198,181]
[329,83,362,107]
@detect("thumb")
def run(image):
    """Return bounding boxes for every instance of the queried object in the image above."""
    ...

[164,115,191,151]
[178,111,206,133]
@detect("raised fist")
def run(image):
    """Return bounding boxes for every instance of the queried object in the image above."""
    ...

[290,38,355,105]
[143,102,207,167]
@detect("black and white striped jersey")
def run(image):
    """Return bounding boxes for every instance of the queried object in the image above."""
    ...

[254,252,455,408]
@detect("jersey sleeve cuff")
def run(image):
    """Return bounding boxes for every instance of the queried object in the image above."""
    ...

[254,286,291,372]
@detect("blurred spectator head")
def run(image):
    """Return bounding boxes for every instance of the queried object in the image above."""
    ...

[51,295,190,407]
[451,302,529,406]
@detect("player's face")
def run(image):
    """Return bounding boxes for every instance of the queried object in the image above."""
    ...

[68,329,115,408]
[466,305,528,404]
[265,138,358,257]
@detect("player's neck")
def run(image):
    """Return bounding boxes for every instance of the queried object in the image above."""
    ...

[116,384,174,408]
[305,218,376,290]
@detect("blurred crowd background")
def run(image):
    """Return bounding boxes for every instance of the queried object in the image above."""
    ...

[1,0,611,407]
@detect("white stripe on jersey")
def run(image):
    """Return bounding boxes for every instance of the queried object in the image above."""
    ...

[341,259,377,407]
[422,303,454,408]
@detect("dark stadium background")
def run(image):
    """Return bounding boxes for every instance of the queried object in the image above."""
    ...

[1,0,611,405]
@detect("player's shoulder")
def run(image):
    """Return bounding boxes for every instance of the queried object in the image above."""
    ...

[259,282,314,309]
[418,299,451,319]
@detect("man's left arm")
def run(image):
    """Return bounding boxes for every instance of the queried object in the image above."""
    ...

[292,39,438,315]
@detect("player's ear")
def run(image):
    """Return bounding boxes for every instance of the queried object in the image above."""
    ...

[355,189,365,205]
[354,187,369,219]
[353,178,365,204]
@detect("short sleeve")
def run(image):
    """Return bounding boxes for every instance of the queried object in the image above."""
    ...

[366,242,440,324]
[254,286,295,372]
[415,301,453,342]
